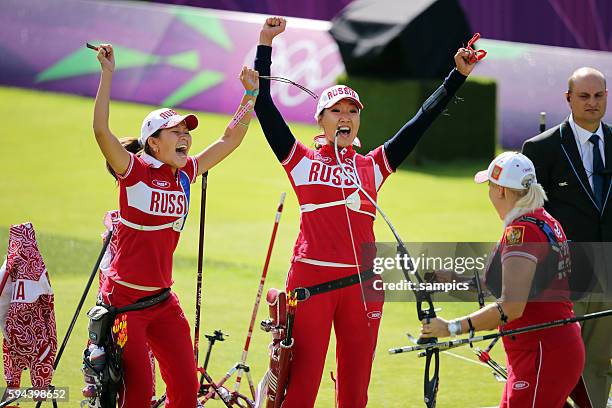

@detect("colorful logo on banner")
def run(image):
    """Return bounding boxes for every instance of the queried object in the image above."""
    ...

[35,10,231,107]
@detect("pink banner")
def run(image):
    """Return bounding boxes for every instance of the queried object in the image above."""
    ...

[0,0,344,124]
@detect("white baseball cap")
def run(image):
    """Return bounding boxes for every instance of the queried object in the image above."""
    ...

[139,108,198,147]
[314,85,364,147]
[474,152,537,190]
[314,85,364,120]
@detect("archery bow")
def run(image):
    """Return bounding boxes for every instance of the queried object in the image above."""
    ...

[332,134,440,408]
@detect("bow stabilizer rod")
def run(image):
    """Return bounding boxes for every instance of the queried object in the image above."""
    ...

[389,309,612,355]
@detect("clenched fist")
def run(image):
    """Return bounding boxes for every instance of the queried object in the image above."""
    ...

[259,16,286,46]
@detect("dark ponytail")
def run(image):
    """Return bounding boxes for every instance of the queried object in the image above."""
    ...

[314,112,324,149]
[106,130,161,180]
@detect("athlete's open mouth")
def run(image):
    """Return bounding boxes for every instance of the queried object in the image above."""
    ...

[175,144,188,155]
[337,126,351,137]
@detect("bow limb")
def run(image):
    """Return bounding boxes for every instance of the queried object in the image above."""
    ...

[396,244,439,408]
[423,347,440,408]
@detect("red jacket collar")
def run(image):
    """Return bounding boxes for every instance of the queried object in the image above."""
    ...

[318,143,356,162]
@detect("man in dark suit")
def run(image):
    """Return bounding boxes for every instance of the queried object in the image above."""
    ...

[522,67,611,408]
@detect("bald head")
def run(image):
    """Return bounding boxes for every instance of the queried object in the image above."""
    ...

[568,67,606,92]
[566,67,607,132]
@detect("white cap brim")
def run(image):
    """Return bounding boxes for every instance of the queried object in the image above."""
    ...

[314,96,364,120]
[164,114,198,131]
[474,170,489,184]
[140,113,199,147]
[323,96,363,111]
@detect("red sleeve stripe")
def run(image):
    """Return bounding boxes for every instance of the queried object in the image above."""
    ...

[381,146,393,174]
[116,154,134,180]
[191,156,198,183]
[501,251,538,264]
[281,141,298,166]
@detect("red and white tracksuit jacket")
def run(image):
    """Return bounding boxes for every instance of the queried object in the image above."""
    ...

[0,223,57,389]
[100,153,200,408]
[283,142,391,265]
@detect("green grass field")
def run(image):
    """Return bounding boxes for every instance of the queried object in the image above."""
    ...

[0,86,507,407]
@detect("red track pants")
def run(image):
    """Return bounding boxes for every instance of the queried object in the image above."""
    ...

[282,262,383,408]
[100,279,199,408]
[500,323,585,408]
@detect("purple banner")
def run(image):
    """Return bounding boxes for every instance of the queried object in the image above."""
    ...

[0,0,343,124]
[146,0,612,52]
[0,0,610,148]
[147,0,352,22]
[460,0,612,52]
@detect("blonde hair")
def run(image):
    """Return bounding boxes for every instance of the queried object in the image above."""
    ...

[508,182,548,212]
[502,182,547,226]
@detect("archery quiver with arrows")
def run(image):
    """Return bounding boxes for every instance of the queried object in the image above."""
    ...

[81,305,125,408]
[257,289,298,408]
[81,289,169,408]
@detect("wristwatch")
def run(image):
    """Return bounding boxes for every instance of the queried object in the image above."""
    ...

[448,320,462,337]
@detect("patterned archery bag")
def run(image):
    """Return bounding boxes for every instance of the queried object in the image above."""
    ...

[0,223,57,392]
[256,288,297,408]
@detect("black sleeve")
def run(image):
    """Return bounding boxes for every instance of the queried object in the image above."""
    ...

[253,45,296,162]
[383,69,467,170]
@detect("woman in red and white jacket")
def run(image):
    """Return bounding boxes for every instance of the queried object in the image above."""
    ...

[254,17,477,408]
[422,152,585,407]
[92,44,258,407]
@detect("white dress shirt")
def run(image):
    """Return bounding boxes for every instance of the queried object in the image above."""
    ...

[569,114,605,191]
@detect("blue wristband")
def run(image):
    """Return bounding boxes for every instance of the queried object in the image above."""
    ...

[245,89,259,97]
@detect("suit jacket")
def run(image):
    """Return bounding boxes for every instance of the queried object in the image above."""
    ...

[522,120,612,242]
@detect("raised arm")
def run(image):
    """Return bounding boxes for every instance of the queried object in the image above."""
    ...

[383,48,477,170]
[253,17,297,162]
[92,44,131,176]
[193,66,259,175]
